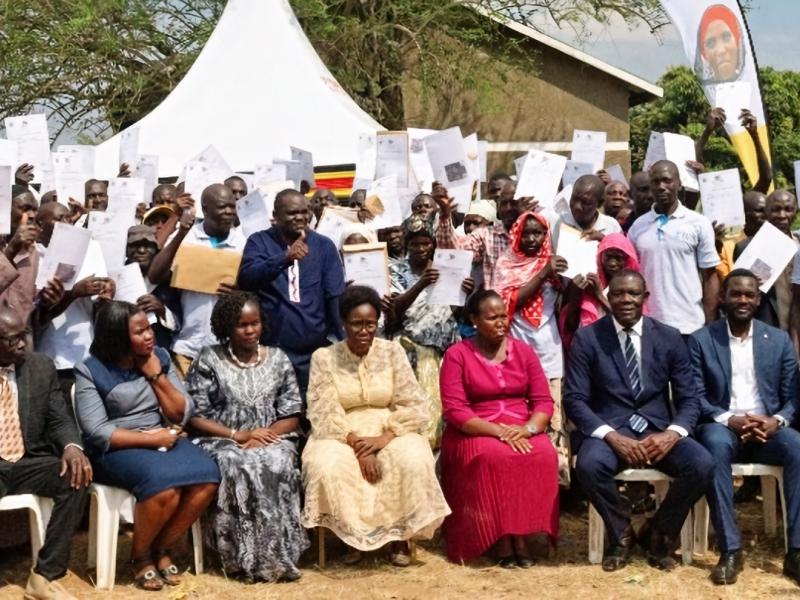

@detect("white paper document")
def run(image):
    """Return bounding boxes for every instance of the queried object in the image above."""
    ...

[514,150,567,207]
[643,131,666,171]
[109,263,157,324]
[184,160,226,200]
[52,153,89,206]
[562,160,594,187]
[699,169,744,227]
[710,82,753,130]
[254,163,288,189]
[87,210,136,273]
[0,140,19,170]
[36,223,92,290]
[571,130,606,172]
[56,145,96,179]
[463,133,480,184]
[407,128,437,189]
[424,127,470,187]
[732,222,798,293]
[366,175,403,229]
[556,224,599,278]
[118,128,140,168]
[4,114,50,181]
[316,206,360,247]
[354,133,377,183]
[663,132,700,191]
[425,249,473,306]
[135,155,159,202]
[290,147,314,186]
[0,166,12,235]
[342,243,390,297]
[179,144,233,184]
[477,140,489,183]
[375,132,409,188]
[236,189,272,238]
[108,177,146,215]
[606,164,628,187]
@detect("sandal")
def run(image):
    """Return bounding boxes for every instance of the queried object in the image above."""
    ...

[341,549,363,565]
[389,542,412,567]
[152,548,182,586]
[131,554,164,591]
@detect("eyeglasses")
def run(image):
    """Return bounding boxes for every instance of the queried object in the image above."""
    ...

[346,320,378,333]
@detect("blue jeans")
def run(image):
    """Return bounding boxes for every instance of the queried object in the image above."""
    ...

[696,422,800,552]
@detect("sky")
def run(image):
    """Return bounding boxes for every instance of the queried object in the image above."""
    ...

[529,0,799,83]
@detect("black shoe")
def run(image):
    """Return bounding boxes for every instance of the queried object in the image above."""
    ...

[516,557,535,569]
[783,549,800,585]
[640,525,678,572]
[602,525,634,572]
[497,556,516,569]
[711,550,744,585]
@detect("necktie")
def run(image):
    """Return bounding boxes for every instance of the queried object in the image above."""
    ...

[0,370,24,462]
[623,329,647,433]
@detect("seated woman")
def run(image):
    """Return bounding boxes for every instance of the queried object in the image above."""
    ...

[559,232,644,351]
[494,211,569,485]
[185,292,308,582]
[74,301,220,591]
[439,289,559,566]
[301,285,450,567]
[387,214,471,447]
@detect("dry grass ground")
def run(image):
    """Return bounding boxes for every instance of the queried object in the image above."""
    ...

[1,495,798,599]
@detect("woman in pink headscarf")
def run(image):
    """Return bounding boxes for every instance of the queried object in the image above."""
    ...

[560,232,645,351]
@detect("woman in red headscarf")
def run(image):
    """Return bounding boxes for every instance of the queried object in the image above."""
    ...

[493,211,571,486]
[560,232,646,351]
[695,4,745,83]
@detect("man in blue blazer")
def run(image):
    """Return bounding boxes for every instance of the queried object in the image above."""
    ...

[689,268,800,586]
[565,270,713,572]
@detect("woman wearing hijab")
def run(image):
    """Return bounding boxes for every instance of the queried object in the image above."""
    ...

[494,211,570,485]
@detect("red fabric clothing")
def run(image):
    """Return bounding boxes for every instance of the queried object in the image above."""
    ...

[439,337,559,562]
[494,212,559,328]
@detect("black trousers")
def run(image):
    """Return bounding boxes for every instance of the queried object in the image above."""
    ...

[0,455,88,581]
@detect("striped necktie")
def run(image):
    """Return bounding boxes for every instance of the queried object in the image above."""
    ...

[0,369,24,462]
[623,328,647,433]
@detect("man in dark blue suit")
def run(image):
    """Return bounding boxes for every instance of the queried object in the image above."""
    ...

[689,268,800,586]
[565,270,713,572]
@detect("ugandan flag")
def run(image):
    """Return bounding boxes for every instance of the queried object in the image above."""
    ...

[312,164,356,199]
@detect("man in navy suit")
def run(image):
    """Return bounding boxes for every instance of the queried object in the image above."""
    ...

[565,269,713,572]
[689,268,800,585]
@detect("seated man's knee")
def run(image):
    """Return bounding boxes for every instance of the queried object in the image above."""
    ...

[698,423,737,459]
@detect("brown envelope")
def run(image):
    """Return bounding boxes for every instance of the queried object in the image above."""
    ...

[170,244,242,294]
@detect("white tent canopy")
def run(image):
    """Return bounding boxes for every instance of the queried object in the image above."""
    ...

[94,0,383,177]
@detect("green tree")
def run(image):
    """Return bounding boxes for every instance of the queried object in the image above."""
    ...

[0,0,665,140]
[630,65,800,189]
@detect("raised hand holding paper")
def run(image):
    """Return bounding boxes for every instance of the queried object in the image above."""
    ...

[732,221,797,293]
[514,150,567,207]
[52,153,89,207]
[556,224,597,279]
[425,249,473,307]
[36,223,92,290]
[108,177,146,216]
[4,114,51,181]
[424,127,470,188]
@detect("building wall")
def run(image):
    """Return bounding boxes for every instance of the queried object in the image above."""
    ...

[401,36,636,177]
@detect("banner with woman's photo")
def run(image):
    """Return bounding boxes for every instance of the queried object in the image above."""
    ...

[659,1,771,186]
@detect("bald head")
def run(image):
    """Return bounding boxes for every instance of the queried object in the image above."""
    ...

[200,183,236,237]
[36,202,71,246]
[0,306,27,366]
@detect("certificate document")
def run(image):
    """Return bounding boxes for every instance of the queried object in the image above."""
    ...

[36,223,92,290]
[135,155,159,201]
[343,242,390,297]
[732,221,799,293]
[290,147,315,187]
[571,129,606,172]
[108,177,146,216]
[119,127,140,168]
[237,189,272,238]
[514,150,567,207]
[424,127,470,187]
[562,160,594,187]
[425,249,473,307]
[556,224,599,279]
[4,114,50,182]
[52,152,89,207]
[88,210,137,273]
[316,206,359,246]
[375,131,409,188]
[699,169,744,227]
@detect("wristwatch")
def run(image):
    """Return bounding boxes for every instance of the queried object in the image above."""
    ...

[526,424,540,436]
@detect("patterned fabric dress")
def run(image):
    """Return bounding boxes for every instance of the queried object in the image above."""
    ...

[301,338,451,551]
[185,345,309,582]
[389,260,461,447]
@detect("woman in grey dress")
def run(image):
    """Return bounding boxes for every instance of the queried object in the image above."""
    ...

[186,291,309,582]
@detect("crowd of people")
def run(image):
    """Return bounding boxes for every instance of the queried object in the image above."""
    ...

[4,106,800,599]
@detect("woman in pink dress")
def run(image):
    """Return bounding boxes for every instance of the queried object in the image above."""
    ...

[439,289,559,566]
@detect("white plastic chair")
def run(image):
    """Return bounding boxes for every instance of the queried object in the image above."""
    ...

[87,483,204,590]
[693,463,787,555]
[587,468,694,565]
[0,494,54,563]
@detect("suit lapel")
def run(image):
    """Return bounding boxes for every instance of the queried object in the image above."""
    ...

[711,320,732,389]
[14,359,30,444]
[598,316,636,406]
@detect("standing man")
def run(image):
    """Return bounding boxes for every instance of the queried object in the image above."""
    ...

[628,160,720,337]
[689,269,800,585]
[564,270,713,572]
[148,183,245,376]
[237,189,345,397]
[0,306,92,600]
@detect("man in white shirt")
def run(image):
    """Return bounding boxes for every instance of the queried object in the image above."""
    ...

[550,174,622,249]
[689,268,800,586]
[628,160,720,336]
[147,183,245,376]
